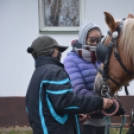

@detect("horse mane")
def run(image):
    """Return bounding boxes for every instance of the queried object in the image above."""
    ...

[120,19,134,65]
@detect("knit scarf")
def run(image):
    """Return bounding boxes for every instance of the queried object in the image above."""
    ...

[74,45,97,63]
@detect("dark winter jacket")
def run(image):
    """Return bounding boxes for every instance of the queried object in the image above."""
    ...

[26,56,103,134]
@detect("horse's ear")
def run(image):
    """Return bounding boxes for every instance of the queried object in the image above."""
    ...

[104,12,116,32]
[127,14,134,19]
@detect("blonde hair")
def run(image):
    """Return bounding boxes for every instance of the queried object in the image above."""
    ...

[120,19,134,65]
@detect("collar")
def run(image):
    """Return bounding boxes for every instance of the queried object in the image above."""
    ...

[35,56,64,68]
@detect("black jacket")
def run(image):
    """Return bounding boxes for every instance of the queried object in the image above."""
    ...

[26,56,103,134]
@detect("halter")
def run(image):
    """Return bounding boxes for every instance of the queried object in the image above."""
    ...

[99,19,133,97]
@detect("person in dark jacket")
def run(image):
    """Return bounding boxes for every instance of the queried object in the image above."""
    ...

[25,35,113,134]
[63,22,108,134]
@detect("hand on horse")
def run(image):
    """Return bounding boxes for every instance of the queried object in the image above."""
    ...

[103,98,125,116]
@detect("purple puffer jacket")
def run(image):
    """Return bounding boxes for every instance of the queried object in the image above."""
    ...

[63,51,100,97]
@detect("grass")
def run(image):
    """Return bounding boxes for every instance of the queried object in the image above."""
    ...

[110,128,128,134]
[0,130,32,134]
[0,128,129,134]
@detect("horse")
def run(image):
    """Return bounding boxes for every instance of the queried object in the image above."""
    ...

[94,11,134,134]
[94,12,134,97]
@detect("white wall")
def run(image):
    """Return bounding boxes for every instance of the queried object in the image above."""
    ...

[0,0,134,96]
[84,0,134,35]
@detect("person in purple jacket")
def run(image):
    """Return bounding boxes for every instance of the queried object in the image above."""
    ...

[63,22,107,134]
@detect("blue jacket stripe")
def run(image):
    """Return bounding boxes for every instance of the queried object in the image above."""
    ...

[46,89,72,94]
[39,87,48,134]
[39,78,70,133]
[26,107,29,113]
[64,106,80,109]
[46,94,68,124]
[75,114,81,134]
[40,78,70,87]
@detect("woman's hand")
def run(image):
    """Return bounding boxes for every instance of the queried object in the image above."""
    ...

[78,114,88,124]
[103,98,114,109]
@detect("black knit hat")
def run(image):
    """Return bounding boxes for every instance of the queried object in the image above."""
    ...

[27,36,68,58]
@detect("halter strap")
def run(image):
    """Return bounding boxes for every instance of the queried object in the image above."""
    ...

[98,67,121,87]
[114,50,133,75]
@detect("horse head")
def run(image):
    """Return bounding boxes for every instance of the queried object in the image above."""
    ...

[94,12,134,97]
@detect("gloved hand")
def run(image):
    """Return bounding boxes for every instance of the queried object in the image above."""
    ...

[104,98,125,116]
[114,97,125,116]
[114,106,125,116]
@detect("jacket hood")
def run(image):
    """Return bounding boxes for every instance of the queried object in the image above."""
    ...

[78,22,101,46]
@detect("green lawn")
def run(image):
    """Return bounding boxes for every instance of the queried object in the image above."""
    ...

[110,128,128,134]
[0,130,32,134]
[0,128,129,134]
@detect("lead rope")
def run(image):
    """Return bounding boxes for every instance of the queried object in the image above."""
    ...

[105,114,126,134]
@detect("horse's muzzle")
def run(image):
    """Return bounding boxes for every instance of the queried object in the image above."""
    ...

[94,74,102,96]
